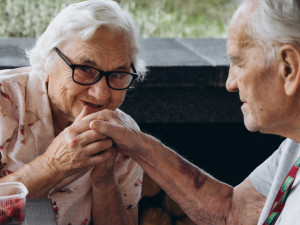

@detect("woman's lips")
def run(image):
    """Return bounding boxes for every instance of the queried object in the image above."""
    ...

[83,101,102,108]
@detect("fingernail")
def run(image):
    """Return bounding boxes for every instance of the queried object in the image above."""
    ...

[90,121,98,129]
[90,121,95,129]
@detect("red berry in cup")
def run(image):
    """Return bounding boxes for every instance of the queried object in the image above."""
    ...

[14,212,25,222]
[5,204,14,217]
[12,198,20,204]
[16,200,25,211]
[0,198,26,223]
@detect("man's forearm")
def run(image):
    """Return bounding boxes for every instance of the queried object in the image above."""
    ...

[92,179,136,225]
[131,133,233,225]
[90,112,264,225]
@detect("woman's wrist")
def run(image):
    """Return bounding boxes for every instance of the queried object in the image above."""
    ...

[91,175,119,194]
[36,154,65,181]
[25,155,67,196]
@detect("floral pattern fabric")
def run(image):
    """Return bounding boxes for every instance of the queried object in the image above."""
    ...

[0,67,143,225]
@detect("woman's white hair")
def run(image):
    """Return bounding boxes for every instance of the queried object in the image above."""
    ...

[26,0,147,81]
[246,0,300,64]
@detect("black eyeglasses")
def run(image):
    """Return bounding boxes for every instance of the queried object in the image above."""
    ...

[54,47,138,90]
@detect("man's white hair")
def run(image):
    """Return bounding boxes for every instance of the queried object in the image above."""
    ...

[246,0,300,64]
[26,0,147,81]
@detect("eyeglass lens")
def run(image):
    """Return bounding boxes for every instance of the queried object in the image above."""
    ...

[74,66,134,89]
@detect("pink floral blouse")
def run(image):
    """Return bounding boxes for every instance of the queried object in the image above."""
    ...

[0,67,143,225]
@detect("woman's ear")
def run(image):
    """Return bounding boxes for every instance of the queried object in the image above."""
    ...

[44,72,50,82]
[280,45,300,96]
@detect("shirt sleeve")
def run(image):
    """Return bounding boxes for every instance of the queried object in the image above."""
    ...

[249,139,287,197]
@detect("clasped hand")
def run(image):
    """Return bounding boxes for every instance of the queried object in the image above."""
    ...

[43,107,117,187]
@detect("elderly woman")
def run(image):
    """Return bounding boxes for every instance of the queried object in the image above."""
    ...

[0,0,147,224]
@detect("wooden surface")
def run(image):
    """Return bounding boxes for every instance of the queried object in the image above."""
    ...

[25,199,57,225]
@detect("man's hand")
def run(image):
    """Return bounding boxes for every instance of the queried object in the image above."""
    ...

[88,109,142,157]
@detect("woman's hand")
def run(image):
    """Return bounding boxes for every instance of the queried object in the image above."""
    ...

[42,107,114,179]
[89,147,118,189]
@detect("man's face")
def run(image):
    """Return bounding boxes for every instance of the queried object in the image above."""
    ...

[46,27,131,123]
[226,4,289,134]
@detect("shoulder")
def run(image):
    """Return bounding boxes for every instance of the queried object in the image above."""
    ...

[0,67,31,78]
[272,138,300,168]
[0,68,32,104]
[0,67,47,106]
[282,138,300,153]
[0,67,32,91]
[249,138,300,197]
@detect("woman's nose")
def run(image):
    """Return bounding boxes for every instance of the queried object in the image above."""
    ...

[88,76,110,100]
[226,68,238,92]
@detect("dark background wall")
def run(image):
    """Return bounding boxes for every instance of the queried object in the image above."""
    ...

[139,122,283,186]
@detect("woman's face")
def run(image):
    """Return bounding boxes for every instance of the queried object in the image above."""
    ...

[46,27,132,124]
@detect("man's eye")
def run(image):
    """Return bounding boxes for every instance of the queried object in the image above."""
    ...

[230,59,245,68]
[237,62,246,68]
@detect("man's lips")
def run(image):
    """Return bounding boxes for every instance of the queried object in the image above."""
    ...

[240,99,247,108]
[240,98,246,103]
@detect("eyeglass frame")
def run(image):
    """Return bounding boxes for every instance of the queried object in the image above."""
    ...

[53,47,138,90]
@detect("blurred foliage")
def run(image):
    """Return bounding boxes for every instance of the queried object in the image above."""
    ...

[0,0,239,38]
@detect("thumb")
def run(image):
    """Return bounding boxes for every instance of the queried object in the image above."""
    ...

[90,120,118,138]
[90,120,139,156]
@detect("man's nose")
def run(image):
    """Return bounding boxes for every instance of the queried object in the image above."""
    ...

[88,76,110,100]
[226,67,238,92]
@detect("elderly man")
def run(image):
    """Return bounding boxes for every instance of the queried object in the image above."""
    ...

[90,0,300,224]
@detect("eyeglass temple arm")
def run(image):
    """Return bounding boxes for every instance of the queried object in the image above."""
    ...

[131,63,137,73]
[54,47,73,67]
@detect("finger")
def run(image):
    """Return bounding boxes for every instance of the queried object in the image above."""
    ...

[71,109,115,134]
[82,109,115,122]
[70,107,94,134]
[90,120,125,140]
[84,138,113,156]
[86,148,115,165]
[77,129,108,146]
[74,106,91,122]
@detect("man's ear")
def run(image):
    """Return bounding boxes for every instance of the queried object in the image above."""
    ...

[280,45,300,96]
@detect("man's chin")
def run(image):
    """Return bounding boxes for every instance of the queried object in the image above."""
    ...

[245,125,259,132]
[244,118,259,132]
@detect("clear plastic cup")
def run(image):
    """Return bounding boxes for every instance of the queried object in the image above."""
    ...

[0,182,28,224]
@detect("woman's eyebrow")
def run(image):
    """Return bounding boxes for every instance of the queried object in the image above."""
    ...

[76,57,98,67]
[76,57,129,71]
